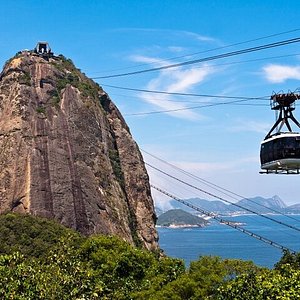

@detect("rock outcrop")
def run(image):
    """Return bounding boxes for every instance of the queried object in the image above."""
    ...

[0,49,158,250]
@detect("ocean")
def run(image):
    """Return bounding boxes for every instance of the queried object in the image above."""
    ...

[157,214,300,269]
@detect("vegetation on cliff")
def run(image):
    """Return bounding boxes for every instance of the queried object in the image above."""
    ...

[0,213,299,299]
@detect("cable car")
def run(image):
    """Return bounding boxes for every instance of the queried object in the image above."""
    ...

[260,92,300,174]
[260,132,300,173]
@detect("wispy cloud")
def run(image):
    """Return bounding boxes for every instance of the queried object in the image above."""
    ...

[263,64,300,83]
[167,46,186,53]
[174,156,258,173]
[110,28,218,44]
[130,55,216,119]
[179,30,218,43]
[229,119,271,134]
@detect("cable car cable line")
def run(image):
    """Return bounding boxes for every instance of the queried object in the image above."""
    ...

[151,184,297,254]
[146,162,300,233]
[108,92,269,105]
[91,28,300,75]
[92,37,300,79]
[124,98,268,116]
[100,84,269,100]
[142,149,300,224]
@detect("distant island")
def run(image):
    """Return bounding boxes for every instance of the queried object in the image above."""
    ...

[157,209,208,228]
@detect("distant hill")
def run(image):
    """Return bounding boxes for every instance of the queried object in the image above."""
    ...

[167,196,300,215]
[169,199,228,214]
[157,209,208,227]
[286,203,300,213]
[228,196,286,214]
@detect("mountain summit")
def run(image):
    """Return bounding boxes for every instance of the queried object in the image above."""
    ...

[0,44,158,250]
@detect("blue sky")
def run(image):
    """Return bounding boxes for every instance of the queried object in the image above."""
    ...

[1,0,300,207]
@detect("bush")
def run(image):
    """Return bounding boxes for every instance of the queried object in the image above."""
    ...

[0,213,81,258]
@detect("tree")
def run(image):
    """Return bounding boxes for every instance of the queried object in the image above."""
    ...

[215,266,300,300]
[134,256,259,300]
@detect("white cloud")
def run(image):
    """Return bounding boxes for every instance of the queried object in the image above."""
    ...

[263,64,300,83]
[129,55,164,66]
[167,46,186,53]
[111,28,218,44]
[229,119,271,134]
[174,156,258,174]
[179,30,218,43]
[131,55,216,119]
[167,68,212,92]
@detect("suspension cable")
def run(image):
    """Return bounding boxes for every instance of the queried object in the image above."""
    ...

[92,37,300,79]
[147,163,300,233]
[99,84,268,100]
[142,149,300,225]
[151,184,296,254]
[90,28,300,74]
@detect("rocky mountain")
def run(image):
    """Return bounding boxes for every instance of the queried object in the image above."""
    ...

[168,195,299,215]
[229,195,286,214]
[157,209,207,227]
[0,46,158,250]
[286,203,300,213]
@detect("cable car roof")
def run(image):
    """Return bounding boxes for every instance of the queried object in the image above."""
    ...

[261,132,300,144]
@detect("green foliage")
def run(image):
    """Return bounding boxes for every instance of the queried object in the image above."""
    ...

[78,235,185,299]
[1,213,299,299]
[215,266,300,299]
[0,213,81,258]
[19,71,31,86]
[77,81,99,98]
[53,55,77,73]
[214,251,300,299]
[56,73,79,93]
[47,88,59,98]
[109,149,125,188]
[0,214,184,299]
[140,256,259,300]
[52,55,99,100]
[275,250,300,269]
[0,246,102,299]
[36,106,46,114]
[51,96,61,108]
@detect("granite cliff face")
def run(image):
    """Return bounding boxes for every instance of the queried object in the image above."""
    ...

[0,49,158,250]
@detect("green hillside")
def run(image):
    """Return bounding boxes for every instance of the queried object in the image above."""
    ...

[0,213,82,258]
[157,209,208,227]
[0,213,299,299]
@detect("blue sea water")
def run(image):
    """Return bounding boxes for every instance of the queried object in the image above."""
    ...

[157,215,300,269]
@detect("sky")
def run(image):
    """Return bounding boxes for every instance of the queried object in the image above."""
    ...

[1,0,300,207]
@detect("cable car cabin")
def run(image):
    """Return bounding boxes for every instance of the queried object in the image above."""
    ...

[260,133,300,173]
